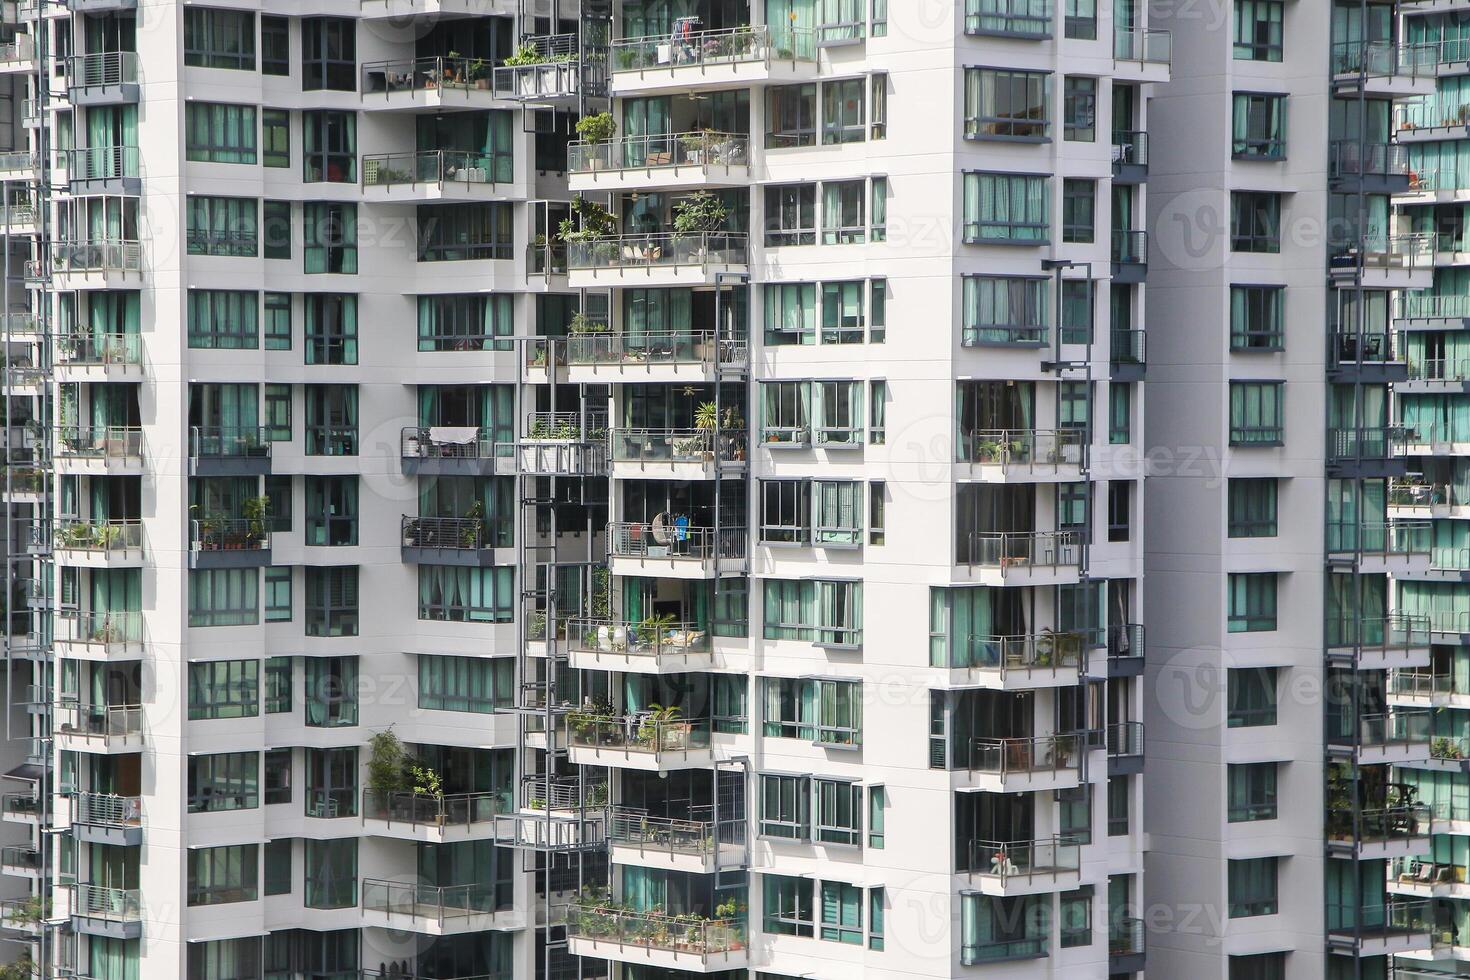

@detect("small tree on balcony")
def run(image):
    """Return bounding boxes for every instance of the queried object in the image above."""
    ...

[367,726,409,796]
[575,112,616,144]
[558,197,618,244]
[671,191,728,240]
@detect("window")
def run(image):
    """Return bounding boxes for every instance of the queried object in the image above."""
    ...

[189,659,259,719]
[1058,482,1088,534]
[303,202,356,274]
[1230,191,1281,252]
[820,283,865,344]
[869,380,886,444]
[264,656,291,711]
[962,894,1050,964]
[820,881,863,944]
[1232,93,1287,159]
[713,675,747,733]
[967,0,1052,36]
[761,383,811,445]
[764,283,816,345]
[963,275,1048,346]
[762,579,863,646]
[418,203,513,261]
[760,774,810,840]
[819,0,865,41]
[1230,952,1287,980]
[303,838,356,909]
[188,752,259,812]
[305,567,358,637]
[822,78,865,145]
[188,844,258,906]
[1228,857,1279,917]
[815,480,862,545]
[418,655,513,713]
[1228,479,1278,537]
[963,172,1048,243]
[1062,179,1095,243]
[1229,381,1283,445]
[869,480,885,545]
[189,569,258,627]
[964,68,1049,140]
[816,780,863,845]
[1230,285,1285,350]
[766,185,815,246]
[1065,0,1097,38]
[264,384,292,442]
[304,384,357,455]
[302,110,356,183]
[301,17,355,91]
[264,748,291,805]
[1063,76,1096,141]
[764,875,814,936]
[190,939,262,980]
[261,16,289,75]
[1228,763,1278,822]
[868,785,885,847]
[188,290,258,349]
[261,200,291,261]
[305,476,358,546]
[869,73,887,138]
[1234,0,1283,62]
[1107,775,1129,836]
[262,110,289,168]
[264,839,291,896]
[265,476,292,532]
[1059,887,1092,948]
[417,294,513,352]
[1109,383,1132,444]
[763,677,863,746]
[304,748,358,820]
[185,8,256,70]
[870,179,887,242]
[1228,574,1278,633]
[1107,481,1130,542]
[417,566,514,623]
[1228,667,1278,725]
[304,657,358,727]
[871,0,887,36]
[869,886,885,950]
[1059,380,1089,428]
[263,292,291,350]
[186,103,257,164]
[822,180,866,244]
[188,196,258,257]
[1059,785,1091,843]
[304,294,358,365]
[767,84,816,148]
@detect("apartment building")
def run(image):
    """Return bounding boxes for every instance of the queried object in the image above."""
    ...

[0,1,1158,978]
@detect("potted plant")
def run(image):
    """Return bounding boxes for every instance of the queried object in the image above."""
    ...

[242,495,270,546]
[367,726,410,803]
[671,191,729,256]
[458,500,484,549]
[575,111,617,151]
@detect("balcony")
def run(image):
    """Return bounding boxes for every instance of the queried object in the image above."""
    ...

[54,610,144,661]
[0,897,44,936]
[962,733,1082,793]
[939,630,1085,690]
[1329,140,1411,194]
[1326,519,1430,575]
[52,519,143,568]
[0,196,37,233]
[1328,803,1432,860]
[1328,328,1407,384]
[1389,668,1470,708]
[55,332,143,382]
[1113,28,1171,82]
[190,518,270,570]
[609,24,815,95]
[1403,355,1470,392]
[566,330,748,383]
[400,516,509,567]
[1329,709,1432,765]
[566,713,715,773]
[361,150,515,203]
[0,846,38,878]
[69,884,141,939]
[358,0,516,17]
[189,425,271,477]
[570,132,750,192]
[568,232,748,288]
[401,426,505,477]
[1106,721,1144,775]
[361,56,508,112]
[0,34,33,73]
[360,878,516,935]
[1110,229,1148,284]
[360,790,505,842]
[1326,425,1413,479]
[1111,130,1148,183]
[1328,899,1433,955]
[608,521,746,579]
[567,905,747,973]
[610,428,747,480]
[53,702,143,753]
[1332,41,1437,97]
[1,793,40,826]
[961,836,1081,895]
[1327,614,1432,670]
[1110,328,1146,379]
[1107,623,1145,677]
[65,51,139,105]
[956,429,1085,483]
[565,617,714,674]
[606,806,746,874]
[957,531,1082,586]
[49,240,143,287]
[64,146,140,195]
[1109,916,1146,972]
[67,792,142,846]
[1399,95,1470,142]
[1331,234,1435,290]
[0,150,36,181]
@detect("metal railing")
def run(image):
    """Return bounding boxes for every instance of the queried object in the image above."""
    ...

[943,631,1085,673]
[1330,139,1409,179]
[1111,229,1148,265]
[967,733,1082,776]
[1331,329,1398,365]
[567,905,745,955]
[961,530,1082,570]
[0,847,36,871]
[1333,40,1437,77]
[72,792,143,829]
[1327,613,1431,653]
[52,519,142,553]
[566,715,713,755]
[55,609,142,648]
[964,836,1080,880]
[361,878,503,924]
[1106,721,1144,757]
[402,426,503,461]
[1400,95,1470,131]
[611,428,747,466]
[0,34,32,64]
[1113,27,1172,64]
[567,618,712,657]
[400,515,504,551]
[608,521,745,561]
[189,425,271,460]
[1356,709,1432,748]
[525,411,608,441]
[1111,328,1146,365]
[0,150,36,173]
[607,806,744,855]
[492,59,588,100]
[611,23,814,71]
[1,794,38,820]
[56,332,141,367]
[361,790,504,831]
[1327,425,1414,461]
[1324,519,1430,558]
[74,884,141,923]
[568,232,748,271]
[567,330,742,367]
[50,240,142,273]
[190,518,268,553]
[958,427,1085,468]
[1352,804,1433,844]
[361,149,513,189]
[66,50,138,87]
[1390,669,1457,699]
[570,132,749,174]
[1110,917,1145,956]
[54,702,142,742]
[1408,357,1470,382]
[1108,623,1145,660]
[1111,129,1148,169]
[65,146,139,183]
[361,56,498,96]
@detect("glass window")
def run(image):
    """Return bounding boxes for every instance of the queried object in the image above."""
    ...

[822,78,866,144]
[189,569,258,627]
[305,567,358,636]
[967,0,1052,36]
[818,0,866,41]
[305,475,358,546]
[869,886,885,950]
[263,200,291,260]
[1228,762,1278,822]
[304,747,358,819]
[264,748,291,805]
[870,179,887,242]
[417,655,514,713]
[820,283,865,344]
[304,294,358,365]
[303,838,356,909]
[265,476,292,532]
[418,203,513,261]
[1059,887,1092,948]
[1228,478,1278,537]
[765,184,816,246]
[870,72,887,138]
[185,8,256,70]
[304,384,358,455]
[188,752,259,812]
[305,656,358,728]
[764,874,814,936]
[815,480,862,546]
[302,110,356,183]
[1230,953,1287,980]
[963,172,1048,243]
[1228,574,1278,633]
[186,103,257,164]
[301,17,355,92]
[1230,191,1281,252]
[822,180,866,244]
[964,68,1049,140]
[1232,93,1287,159]
[820,881,863,944]
[1230,285,1285,350]
[303,202,356,274]
[869,380,886,444]
[1228,857,1279,917]
[264,839,291,896]
[1107,775,1129,835]
[868,785,885,847]
[762,677,862,745]
[1109,382,1132,444]
[816,780,862,845]
[188,659,259,719]
[1065,0,1097,38]
[1064,76,1096,141]
[764,283,816,346]
[188,196,258,257]
[760,773,810,840]
[263,292,291,350]
[1228,667,1278,725]
[262,110,289,168]
[1229,381,1284,445]
[264,384,292,442]
[1234,0,1283,62]
[713,674,748,733]
[416,294,513,353]
[265,655,291,710]
[869,480,885,545]
[188,844,258,906]
[187,290,259,349]
[963,275,1048,346]
[261,16,289,75]
[871,0,887,36]
[190,938,262,980]
[767,84,816,148]
[1062,178,1095,243]
[417,566,514,623]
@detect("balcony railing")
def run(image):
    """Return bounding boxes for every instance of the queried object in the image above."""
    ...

[566,714,713,756]
[74,884,141,924]
[1330,140,1409,179]
[964,836,1080,880]
[960,530,1081,571]
[361,878,503,924]
[361,790,504,832]
[1400,95,1470,131]
[55,609,142,648]
[188,425,271,462]
[65,146,139,183]
[57,332,141,367]
[1109,916,1145,956]
[0,151,36,173]
[570,131,749,173]
[568,232,748,271]
[1111,229,1148,265]
[66,50,138,87]
[968,733,1081,776]
[0,847,36,872]
[608,522,745,562]
[958,428,1085,468]
[607,806,744,855]
[1111,130,1148,169]
[1,794,39,820]
[400,515,506,552]
[53,519,142,553]
[1355,709,1432,749]
[567,618,711,657]
[1108,623,1145,660]
[1327,425,1413,462]
[1111,328,1146,366]
[1407,357,1470,383]
[53,702,143,741]
[1333,40,1436,78]
[611,23,814,71]
[72,792,142,829]
[567,905,745,956]
[1390,669,1456,699]
[611,428,746,466]
[361,56,498,96]
[1328,614,1431,654]
[361,149,513,189]
[1113,27,1172,64]
[402,426,503,462]
[1340,804,1433,845]
[1106,721,1144,758]
[567,330,745,368]
[50,240,142,274]
[0,35,32,64]
[191,518,269,553]
[1325,519,1430,558]
[942,630,1085,674]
